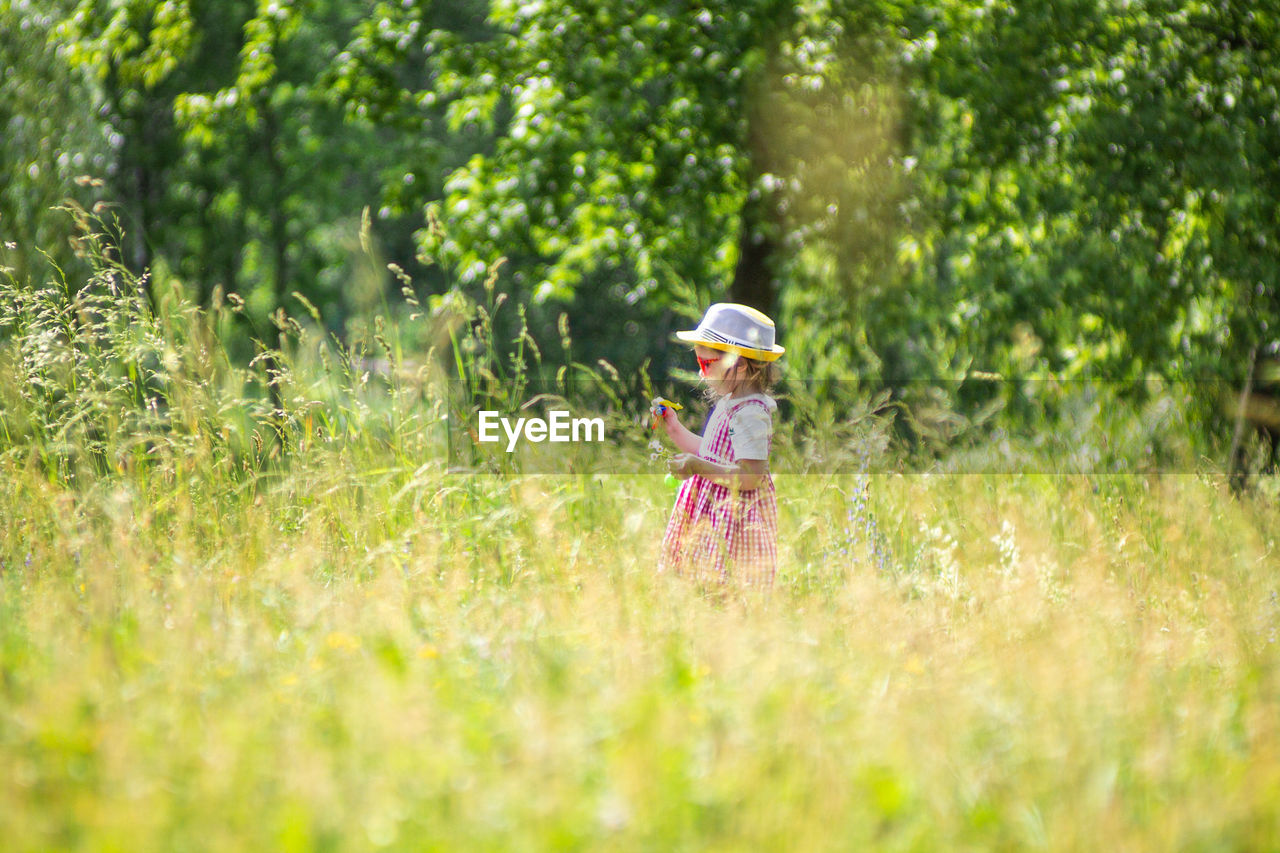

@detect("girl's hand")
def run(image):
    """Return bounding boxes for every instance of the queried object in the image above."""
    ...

[649,397,682,433]
[667,453,701,479]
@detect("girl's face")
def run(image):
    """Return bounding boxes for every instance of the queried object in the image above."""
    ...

[694,345,741,392]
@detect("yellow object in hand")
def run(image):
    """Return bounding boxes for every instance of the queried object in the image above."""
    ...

[650,397,683,430]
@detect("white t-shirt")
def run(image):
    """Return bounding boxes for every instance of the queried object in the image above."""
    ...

[701,393,776,461]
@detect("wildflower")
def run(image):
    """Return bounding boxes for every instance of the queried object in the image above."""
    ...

[829,468,893,572]
[991,520,1020,578]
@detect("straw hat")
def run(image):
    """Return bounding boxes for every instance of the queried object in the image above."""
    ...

[674,303,784,362]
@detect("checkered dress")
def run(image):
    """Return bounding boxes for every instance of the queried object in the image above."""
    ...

[659,396,778,586]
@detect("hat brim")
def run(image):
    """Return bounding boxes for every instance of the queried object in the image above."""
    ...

[674,330,784,362]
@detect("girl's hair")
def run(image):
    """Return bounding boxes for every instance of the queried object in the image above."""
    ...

[736,355,780,395]
[705,353,781,400]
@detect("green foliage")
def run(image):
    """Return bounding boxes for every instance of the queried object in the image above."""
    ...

[0,0,107,286]
[5,0,1280,456]
[46,0,424,336]
[423,0,790,306]
[0,203,247,482]
[910,0,1280,384]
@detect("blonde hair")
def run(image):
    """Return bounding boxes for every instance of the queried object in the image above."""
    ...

[705,352,780,400]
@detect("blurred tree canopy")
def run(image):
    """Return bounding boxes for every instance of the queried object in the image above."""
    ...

[914,1,1280,385]
[0,0,108,286]
[1,0,1277,444]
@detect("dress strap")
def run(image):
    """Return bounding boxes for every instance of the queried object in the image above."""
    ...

[726,397,772,417]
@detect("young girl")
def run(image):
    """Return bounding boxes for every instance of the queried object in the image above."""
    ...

[652,303,783,586]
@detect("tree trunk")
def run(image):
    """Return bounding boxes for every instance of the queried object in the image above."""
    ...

[1229,343,1259,494]
[729,195,779,318]
[728,49,783,320]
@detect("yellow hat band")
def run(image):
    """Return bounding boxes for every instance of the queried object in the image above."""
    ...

[673,332,784,362]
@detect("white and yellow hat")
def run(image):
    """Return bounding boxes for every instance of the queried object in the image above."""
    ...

[675,303,784,362]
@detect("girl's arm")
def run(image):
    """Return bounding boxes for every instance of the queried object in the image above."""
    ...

[668,454,768,491]
[656,407,702,455]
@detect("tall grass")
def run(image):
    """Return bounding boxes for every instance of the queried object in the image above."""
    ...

[1,213,1279,850]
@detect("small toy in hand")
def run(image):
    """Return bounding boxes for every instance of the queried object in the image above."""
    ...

[650,397,683,431]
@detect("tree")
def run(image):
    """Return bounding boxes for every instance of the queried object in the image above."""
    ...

[0,0,108,285]
[55,0,421,335]
[350,0,911,380]
[912,0,1280,385]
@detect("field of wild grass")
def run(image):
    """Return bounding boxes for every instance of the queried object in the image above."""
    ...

[3,223,1280,850]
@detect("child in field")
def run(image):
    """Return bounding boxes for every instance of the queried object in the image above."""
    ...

[651,303,783,586]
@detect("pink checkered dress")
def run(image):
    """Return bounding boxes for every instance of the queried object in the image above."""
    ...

[659,396,778,586]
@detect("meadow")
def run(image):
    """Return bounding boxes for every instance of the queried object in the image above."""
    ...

[2,235,1280,851]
